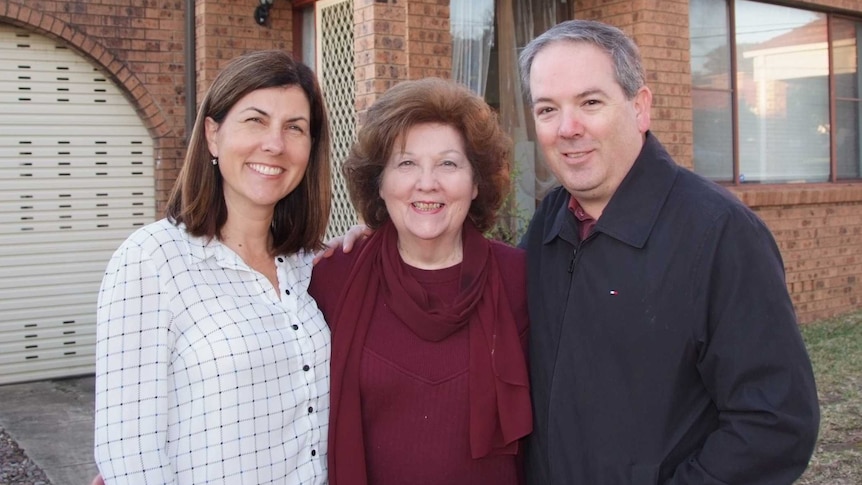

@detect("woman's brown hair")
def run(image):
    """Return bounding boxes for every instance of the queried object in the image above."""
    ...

[166,49,331,253]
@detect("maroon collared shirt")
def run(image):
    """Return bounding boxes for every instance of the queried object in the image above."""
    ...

[567,195,596,241]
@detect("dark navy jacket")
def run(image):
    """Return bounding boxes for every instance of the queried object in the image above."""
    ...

[523,134,819,485]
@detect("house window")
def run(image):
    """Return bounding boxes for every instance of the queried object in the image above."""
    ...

[834,17,862,180]
[300,6,315,68]
[291,0,316,69]
[690,0,862,183]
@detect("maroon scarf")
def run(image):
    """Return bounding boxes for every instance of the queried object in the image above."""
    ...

[327,220,532,485]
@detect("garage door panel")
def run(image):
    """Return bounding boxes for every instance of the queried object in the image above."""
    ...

[1,165,153,178]
[0,197,153,214]
[0,90,132,103]
[0,33,90,49]
[0,105,145,120]
[0,301,96,323]
[0,147,152,160]
[1,279,102,305]
[0,266,107,283]
[1,207,152,226]
[0,149,151,160]
[0,316,95,335]
[0,126,154,137]
[0,42,100,57]
[0,247,110,265]
[0,261,112,282]
[0,323,95,345]
[0,177,154,191]
[0,271,105,292]
[0,76,118,90]
[0,352,96,379]
[0,45,108,64]
[0,355,95,384]
[1,297,100,318]
[0,233,128,250]
[0,114,150,129]
[0,217,150,234]
[0,135,150,149]
[0,225,145,244]
[0,137,147,144]
[0,186,154,202]
[0,25,154,384]
[0,45,104,65]
[0,67,112,84]
[0,334,96,360]
[2,160,150,172]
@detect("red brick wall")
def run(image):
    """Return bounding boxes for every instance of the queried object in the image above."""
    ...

[804,0,862,12]
[734,186,862,324]
[406,0,450,80]
[196,0,293,102]
[353,0,450,125]
[0,0,294,213]
[354,0,408,124]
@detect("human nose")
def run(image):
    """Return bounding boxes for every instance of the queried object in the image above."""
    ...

[260,126,285,154]
[415,166,438,191]
[558,109,584,139]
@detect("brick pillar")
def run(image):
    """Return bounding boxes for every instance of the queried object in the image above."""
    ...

[354,0,408,125]
[353,0,452,124]
[406,0,452,80]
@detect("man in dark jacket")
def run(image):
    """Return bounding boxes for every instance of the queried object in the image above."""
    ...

[519,20,820,484]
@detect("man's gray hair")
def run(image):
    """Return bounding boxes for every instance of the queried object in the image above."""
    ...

[519,19,646,102]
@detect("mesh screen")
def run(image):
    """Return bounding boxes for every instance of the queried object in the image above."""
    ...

[319,0,359,239]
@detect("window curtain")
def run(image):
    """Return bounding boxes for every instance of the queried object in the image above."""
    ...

[450,0,495,96]
[497,0,573,205]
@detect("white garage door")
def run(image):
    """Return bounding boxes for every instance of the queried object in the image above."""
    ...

[0,25,155,384]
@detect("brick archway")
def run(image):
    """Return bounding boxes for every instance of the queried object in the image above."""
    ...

[1,0,184,212]
[1,3,171,143]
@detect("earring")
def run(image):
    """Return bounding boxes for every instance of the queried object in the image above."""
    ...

[211,157,218,166]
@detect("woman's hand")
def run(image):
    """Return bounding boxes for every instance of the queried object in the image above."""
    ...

[313,224,372,264]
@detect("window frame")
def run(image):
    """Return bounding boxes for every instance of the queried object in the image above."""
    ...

[692,0,862,185]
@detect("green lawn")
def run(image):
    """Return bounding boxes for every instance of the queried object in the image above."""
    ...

[796,310,862,485]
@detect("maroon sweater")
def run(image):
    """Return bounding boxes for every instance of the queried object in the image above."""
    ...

[310,240,529,485]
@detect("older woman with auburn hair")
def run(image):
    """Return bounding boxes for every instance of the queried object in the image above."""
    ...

[94,50,332,484]
[309,77,531,485]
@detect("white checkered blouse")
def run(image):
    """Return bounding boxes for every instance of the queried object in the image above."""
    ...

[94,219,329,484]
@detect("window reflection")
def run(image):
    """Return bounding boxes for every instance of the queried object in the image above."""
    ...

[736,0,829,183]
[833,17,862,179]
[690,1,862,183]
[690,0,733,181]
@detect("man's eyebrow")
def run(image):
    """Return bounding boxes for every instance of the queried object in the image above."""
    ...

[532,87,609,105]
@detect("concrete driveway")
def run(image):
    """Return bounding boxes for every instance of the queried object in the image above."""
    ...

[0,375,98,485]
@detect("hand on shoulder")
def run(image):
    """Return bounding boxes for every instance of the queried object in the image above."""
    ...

[312,224,373,264]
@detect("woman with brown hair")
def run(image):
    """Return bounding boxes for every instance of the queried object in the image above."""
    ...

[94,50,332,484]
[310,77,531,485]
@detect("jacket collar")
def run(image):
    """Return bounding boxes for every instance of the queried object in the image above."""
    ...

[544,132,679,248]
